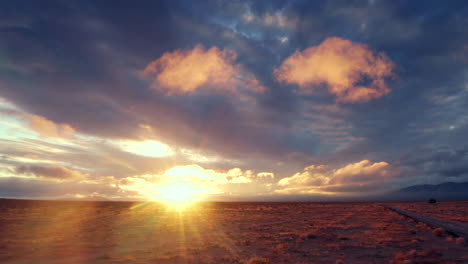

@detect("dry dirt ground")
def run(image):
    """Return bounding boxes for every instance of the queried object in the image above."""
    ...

[0,200,467,264]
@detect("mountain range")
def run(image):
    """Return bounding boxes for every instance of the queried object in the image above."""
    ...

[390,181,468,201]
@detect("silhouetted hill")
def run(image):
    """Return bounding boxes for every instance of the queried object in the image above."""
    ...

[392,181,468,201]
[55,196,111,202]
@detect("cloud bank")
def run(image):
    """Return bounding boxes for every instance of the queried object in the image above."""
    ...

[277,160,397,195]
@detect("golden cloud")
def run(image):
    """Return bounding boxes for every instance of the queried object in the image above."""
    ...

[277,160,397,193]
[227,168,244,178]
[274,37,395,103]
[227,168,255,183]
[330,160,394,184]
[143,45,265,95]
[257,172,275,178]
[28,114,75,137]
[278,171,329,187]
[229,176,252,184]
[304,164,328,171]
[165,164,229,185]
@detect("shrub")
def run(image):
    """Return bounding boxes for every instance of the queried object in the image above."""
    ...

[245,256,270,264]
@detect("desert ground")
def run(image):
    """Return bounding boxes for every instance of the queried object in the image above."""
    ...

[0,199,467,264]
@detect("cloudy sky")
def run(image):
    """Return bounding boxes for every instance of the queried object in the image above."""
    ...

[0,0,467,201]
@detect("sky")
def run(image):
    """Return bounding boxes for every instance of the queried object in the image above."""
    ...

[0,0,467,201]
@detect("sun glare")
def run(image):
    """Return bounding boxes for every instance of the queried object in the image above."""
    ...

[157,182,201,210]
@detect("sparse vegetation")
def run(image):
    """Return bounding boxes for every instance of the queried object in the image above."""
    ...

[0,200,467,263]
[244,256,270,264]
[432,227,445,236]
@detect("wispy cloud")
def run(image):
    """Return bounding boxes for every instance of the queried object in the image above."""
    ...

[243,11,298,30]
[27,114,75,138]
[15,164,87,181]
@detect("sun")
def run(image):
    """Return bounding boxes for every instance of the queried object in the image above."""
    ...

[157,182,201,209]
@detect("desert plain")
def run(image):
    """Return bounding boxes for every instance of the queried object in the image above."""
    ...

[0,199,467,264]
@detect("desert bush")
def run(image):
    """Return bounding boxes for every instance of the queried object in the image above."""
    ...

[455,237,465,245]
[432,227,444,237]
[244,256,270,264]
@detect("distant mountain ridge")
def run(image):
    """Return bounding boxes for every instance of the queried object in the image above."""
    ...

[57,197,111,201]
[392,181,468,200]
[399,182,468,193]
